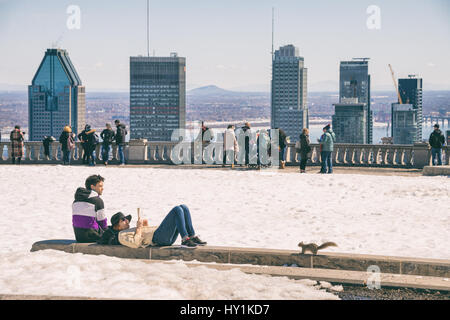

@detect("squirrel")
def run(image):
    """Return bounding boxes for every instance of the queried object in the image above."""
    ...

[298,241,337,255]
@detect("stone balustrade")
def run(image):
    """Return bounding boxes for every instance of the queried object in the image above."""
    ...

[1,140,449,168]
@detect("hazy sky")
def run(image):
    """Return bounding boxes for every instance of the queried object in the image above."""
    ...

[0,0,449,91]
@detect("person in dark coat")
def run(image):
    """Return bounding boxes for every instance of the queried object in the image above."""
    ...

[100,123,115,166]
[429,123,446,166]
[59,126,76,165]
[299,128,311,173]
[78,124,91,164]
[276,128,287,169]
[10,125,25,164]
[114,120,127,165]
[42,135,56,160]
[241,122,252,166]
[85,128,99,166]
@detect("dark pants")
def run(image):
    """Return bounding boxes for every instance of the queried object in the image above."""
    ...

[74,227,103,243]
[321,151,333,173]
[43,143,50,157]
[300,152,308,170]
[431,147,442,166]
[12,157,21,164]
[152,205,195,246]
[87,145,96,165]
[63,150,71,165]
[81,143,89,164]
[102,144,111,163]
[223,149,235,165]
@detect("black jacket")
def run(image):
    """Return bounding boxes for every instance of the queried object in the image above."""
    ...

[97,227,121,245]
[100,129,115,145]
[429,129,445,148]
[278,129,287,149]
[299,133,311,154]
[59,132,75,151]
[115,124,127,145]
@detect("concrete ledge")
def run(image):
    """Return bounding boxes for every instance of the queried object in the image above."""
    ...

[422,165,450,176]
[31,240,450,278]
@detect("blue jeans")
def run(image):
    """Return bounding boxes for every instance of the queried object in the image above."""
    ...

[118,144,125,164]
[102,144,111,163]
[152,205,195,246]
[63,150,71,165]
[321,151,333,173]
[431,147,442,166]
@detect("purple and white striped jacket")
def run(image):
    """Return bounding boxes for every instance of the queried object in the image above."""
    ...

[72,187,107,231]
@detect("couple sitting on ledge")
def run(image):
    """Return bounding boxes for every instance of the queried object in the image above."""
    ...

[72,175,206,248]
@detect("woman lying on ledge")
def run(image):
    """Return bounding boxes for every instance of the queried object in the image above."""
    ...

[97,204,206,248]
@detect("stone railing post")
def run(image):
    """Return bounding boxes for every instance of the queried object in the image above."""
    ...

[413,142,430,169]
[127,139,148,163]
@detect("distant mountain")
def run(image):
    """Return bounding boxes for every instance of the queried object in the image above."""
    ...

[188,85,233,96]
[0,83,28,92]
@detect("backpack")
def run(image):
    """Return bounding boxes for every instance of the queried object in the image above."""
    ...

[67,134,75,150]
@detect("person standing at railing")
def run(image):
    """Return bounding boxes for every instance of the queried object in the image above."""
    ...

[319,124,336,174]
[299,128,311,173]
[59,126,76,165]
[429,123,445,166]
[78,124,91,165]
[114,120,127,165]
[42,136,55,160]
[10,125,25,165]
[100,123,115,166]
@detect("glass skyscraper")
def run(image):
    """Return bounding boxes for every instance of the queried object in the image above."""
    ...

[391,103,417,144]
[271,45,308,142]
[338,59,373,144]
[130,54,186,141]
[28,48,85,141]
[398,77,423,142]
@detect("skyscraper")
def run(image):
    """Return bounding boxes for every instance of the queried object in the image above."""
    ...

[398,76,423,141]
[391,103,417,144]
[28,48,85,141]
[130,53,186,141]
[271,44,308,142]
[332,100,368,144]
[338,59,373,144]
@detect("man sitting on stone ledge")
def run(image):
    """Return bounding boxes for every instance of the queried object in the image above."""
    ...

[97,205,207,248]
[72,175,108,243]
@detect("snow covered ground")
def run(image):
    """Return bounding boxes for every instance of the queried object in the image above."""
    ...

[0,165,448,299]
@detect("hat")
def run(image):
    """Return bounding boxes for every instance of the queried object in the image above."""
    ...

[110,212,132,226]
[323,124,331,130]
[434,123,439,128]
[85,124,91,131]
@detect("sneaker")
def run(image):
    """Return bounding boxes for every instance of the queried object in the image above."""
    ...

[181,237,198,248]
[191,236,207,246]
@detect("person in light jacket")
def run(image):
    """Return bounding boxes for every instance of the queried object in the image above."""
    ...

[319,124,336,174]
[223,125,238,168]
[98,205,207,249]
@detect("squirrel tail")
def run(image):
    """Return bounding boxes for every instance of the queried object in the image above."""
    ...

[317,242,338,250]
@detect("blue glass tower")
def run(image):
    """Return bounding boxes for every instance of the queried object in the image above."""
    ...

[28,48,85,141]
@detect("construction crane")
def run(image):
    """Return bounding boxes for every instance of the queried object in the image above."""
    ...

[388,64,403,104]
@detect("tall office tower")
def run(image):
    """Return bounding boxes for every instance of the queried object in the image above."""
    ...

[271,44,308,142]
[28,48,85,141]
[391,103,417,144]
[332,100,368,144]
[130,53,186,141]
[398,76,423,142]
[339,59,373,144]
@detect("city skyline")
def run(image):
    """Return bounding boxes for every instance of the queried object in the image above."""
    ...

[1,0,449,92]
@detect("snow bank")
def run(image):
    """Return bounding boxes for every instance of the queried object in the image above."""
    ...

[0,165,448,298]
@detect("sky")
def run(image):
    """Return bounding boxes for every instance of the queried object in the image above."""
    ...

[0,0,449,92]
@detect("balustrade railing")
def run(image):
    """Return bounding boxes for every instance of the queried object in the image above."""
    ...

[1,140,448,168]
